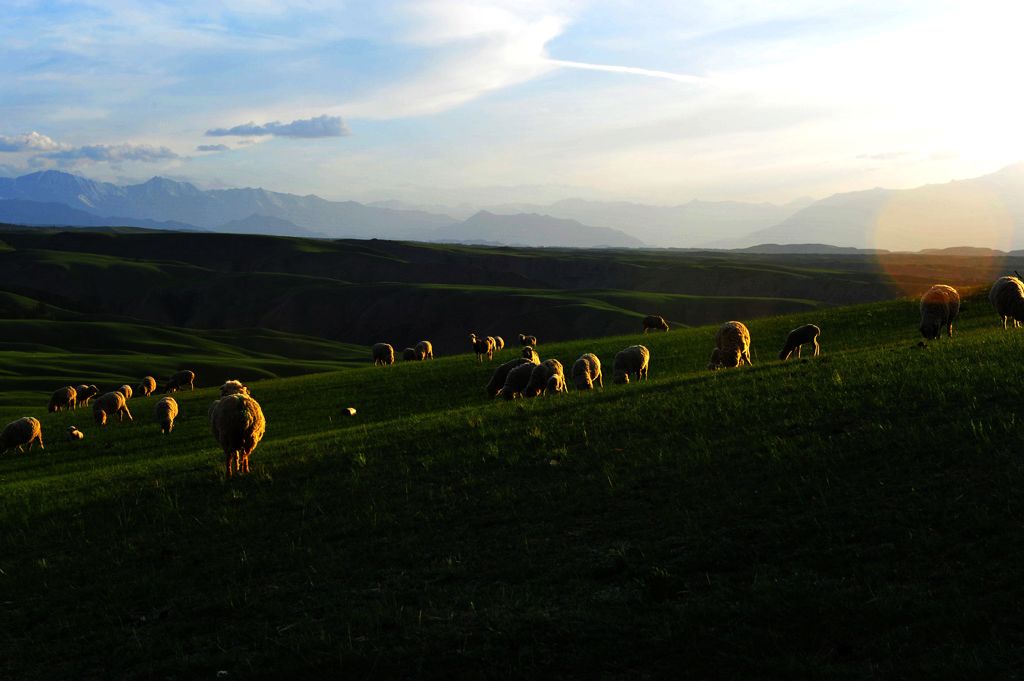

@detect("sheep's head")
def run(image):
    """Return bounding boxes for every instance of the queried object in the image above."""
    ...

[613,371,629,385]
[778,347,793,361]
[94,409,108,426]
[919,321,941,340]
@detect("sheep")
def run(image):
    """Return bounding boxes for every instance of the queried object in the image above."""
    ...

[519,333,538,347]
[572,353,603,390]
[524,359,565,398]
[1,417,43,454]
[92,391,133,426]
[155,396,179,434]
[137,376,157,397]
[521,346,540,363]
[220,379,250,397]
[372,342,395,366]
[48,386,77,412]
[402,347,417,361]
[642,315,670,333]
[115,384,133,401]
[163,370,196,393]
[546,372,568,395]
[496,362,537,400]
[989,275,1024,329]
[415,340,434,360]
[470,333,495,362]
[779,324,821,360]
[209,393,266,478]
[65,425,84,441]
[493,336,505,351]
[919,284,960,340]
[613,345,650,384]
[485,357,535,398]
[75,384,99,407]
[707,322,752,370]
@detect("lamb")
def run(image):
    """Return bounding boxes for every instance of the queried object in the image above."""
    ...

[779,324,821,360]
[220,379,250,397]
[989,275,1024,329]
[415,340,434,360]
[92,391,133,426]
[521,346,540,363]
[572,353,603,390]
[707,321,752,370]
[470,333,495,362]
[485,357,535,398]
[163,370,196,393]
[402,347,417,361]
[642,315,670,333]
[115,384,133,401]
[493,336,505,351]
[613,345,650,384]
[496,362,537,400]
[75,384,99,407]
[48,386,77,412]
[66,425,84,441]
[155,396,179,434]
[209,393,266,478]
[519,333,538,347]
[372,343,395,366]
[524,359,565,397]
[919,284,960,340]
[137,376,157,397]
[1,417,43,454]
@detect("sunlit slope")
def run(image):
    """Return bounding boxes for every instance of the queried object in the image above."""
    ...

[3,290,1024,679]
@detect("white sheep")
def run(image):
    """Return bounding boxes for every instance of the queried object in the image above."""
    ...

[137,376,157,397]
[989,275,1024,329]
[155,396,179,434]
[66,425,84,441]
[415,340,434,360]
[372,342,395,366]
[1,417,44,454]
[163,370,196,393]
[518,333,538,347]
[497,362,537,400]
[779,324,821,360]
[93,391,133,426]
[613,345,650,384]
[521,346,540,363]
[572,353,603,390]
[48,386,77,412]
[524,359,565,397]
[402,347,417,361]
[919,284,960,340]
[708,322,752,370]
[115,384,133,401]
[75,384,99,407]
[470,333,495,362]
[493,336,505,351]
[210,393,266,478]
[220,380,250,397]
[485,357,536,398]
[642,315,670,333]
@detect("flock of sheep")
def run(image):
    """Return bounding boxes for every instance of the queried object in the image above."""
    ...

[4,275,1023,477]
[1,370,266,479]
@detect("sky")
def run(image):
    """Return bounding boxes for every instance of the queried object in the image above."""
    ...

[2,0,1024,206]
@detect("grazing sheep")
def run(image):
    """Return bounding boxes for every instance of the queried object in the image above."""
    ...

[524,359,565,398]
[707,322,752,370]
[519,333,538,347]
[989,275,1024,329]
[155,396,179,434]
[66,425,84,441]
[1,417,43,454]
[137,376,157,397]
[613,345,650,384]
[48,386,77,412]
[75,384,99,407]
[92,391,133,426]
[484,357,535,398]
[497,362,537,400]
[493,336,505,351]
[572,353,603,390]
[220,380,250,397]
[642,315,670,333]
[521,346,540,363]
[372,343,395,366]
[779,324,821,360]
[115,384,133,401]
[342,407,357,416]
[210,393,266,478]
[470,333,495,362]
[919,284,960,340]
[415,340,434,360]
[402,347,417,361]
[163,370,196,393]
[546,372,568,395]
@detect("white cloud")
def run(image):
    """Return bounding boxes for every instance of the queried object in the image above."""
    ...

[0,131,68,152]
[206,115,350,138]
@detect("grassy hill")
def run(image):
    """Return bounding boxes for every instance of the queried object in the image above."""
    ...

[2,287,1023,679]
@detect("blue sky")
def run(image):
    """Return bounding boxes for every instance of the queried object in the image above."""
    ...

[2,1,1023,205]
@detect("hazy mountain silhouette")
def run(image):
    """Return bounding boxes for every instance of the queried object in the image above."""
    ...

[431,211,646,248]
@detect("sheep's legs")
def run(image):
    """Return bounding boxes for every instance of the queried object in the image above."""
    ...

[812,339,820,356]
[795,345,802,359]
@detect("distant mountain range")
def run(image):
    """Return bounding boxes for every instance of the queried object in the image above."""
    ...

[3,163,1024,250]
